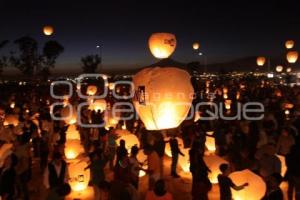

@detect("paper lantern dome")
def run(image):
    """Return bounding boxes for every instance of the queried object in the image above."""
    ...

[256,57,266,66]
[229,169,266,200]
[133,67,194,130]
[66,125,81,140]
[205,135,216,154]
[204,155,228,184]
[115,130,140,153]
[276,65,283,73]
[86,85,97,96]
[285,40,295,49]
[88,99,107,112]
[61,106,77,125]
[68,159,90,191]
[43,25,54,36]
[286,51,298,63]
[286,67,292,73]
[148,33,176,59]
[64,140,84,160]
[3,114,19,126]
[192,42,200,50]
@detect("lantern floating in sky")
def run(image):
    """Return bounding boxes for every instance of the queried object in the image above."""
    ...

[285,40,295,49]
[224,100,232,110]
[64,140,84,160]
[256,57,266,66]
[229,169,266,200]
[133,67,194,130]
[276,65,283,73]
[286,51,299,63]
[88,99,107,112]
[286,67,292,73]
[204,155,228,184]
[68,159,90,192]
[86,85,97,96]
[192,42,200,50]
[43,25,54,36]
[148,33,177,59]
[108,83,115,90]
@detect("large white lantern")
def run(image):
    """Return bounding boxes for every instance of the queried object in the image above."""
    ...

[276,65,283,73]
[229,169,267,200]
[133,67,194,130]
[68,159,90,192]
[61,106,77,125]
[148,33,176,59]
[204,155,228,184]
[115,129,140,153]
[287,51,299,63]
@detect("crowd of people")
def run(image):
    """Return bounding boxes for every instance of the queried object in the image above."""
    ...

[0,76,300,200]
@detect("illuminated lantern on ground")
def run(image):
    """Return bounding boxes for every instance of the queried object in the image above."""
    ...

[68,159,90,191]
[66,125,81,140]
[287,51,298,63]
[133,67,194,130]
[192,42,200,50]
[137,151,147,177]
[61,106,77,125]
[276,155,287,177]
[86,85,97,96]
[88,99,107,112]
[205,134,216,154]
[276,65,283,73]
[43,25,54,36]
[115,130,140,153]
[286,67,292,73]
[3,114,19,126]
[204,155,228,184]
[285,40,295,49]
[148,33,176,59]
[256,57,266,66]
[64,140,84,160]
[229,169,266,200]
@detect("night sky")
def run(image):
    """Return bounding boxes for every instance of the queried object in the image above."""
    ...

[1,0,300,73]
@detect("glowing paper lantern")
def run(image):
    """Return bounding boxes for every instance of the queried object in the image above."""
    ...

[148,33,176,59]
[276,65,283,73]
[3,114,19,126]
[68,159,90,191]
[229,169,266,200]
[283,103,294,109]
[0,143,13,168]
[108,83,115,90]
[286,67,292,73]
[86,85,97,96]
[115,130,140,153]
[61,106,77,125]
[286,51,299,63]
[224,100,232,110]
[256,57,266,66]
[192,42,200,50]
[285,40,295,49]
[88,99,107,112]
[64,140,84,160]
[66,125,81,140]
[43,25,54,36]
[204,155,228,184]
[66,187,94,200]
[205,135,216,154]
[133,67,194,130]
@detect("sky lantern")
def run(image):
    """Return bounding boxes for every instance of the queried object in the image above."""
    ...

[43,25,54,36]
[192,42,200,50]
[66,125,81,140]
[229,169,266,200]
[256,56,266,66]
[133,67,194,130]
[61,106,77,125]
[3,114,19,126]
[115,130,140,153]
[108,82,115,90]
[204,155,228,184]
[286,67,292,73]
[205,134,216,154]
[88,99,107,112]
[68,159,90,192]
[276,65,283,73]
[224,99,232,110]
[64,140,84,160]
[285,40,295,49]
[86,85,97,96]
[286,51,298,63]
[148,33,177,59]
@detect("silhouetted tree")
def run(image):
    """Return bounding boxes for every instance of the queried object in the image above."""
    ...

[81,54,101,73]
[0,40,9,74]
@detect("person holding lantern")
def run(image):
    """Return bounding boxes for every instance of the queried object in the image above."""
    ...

[169,136,184,178]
